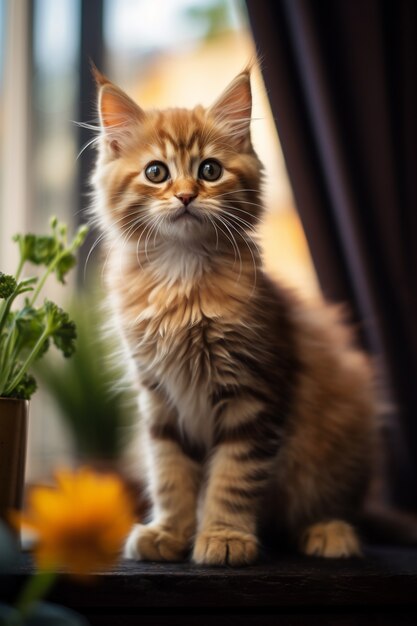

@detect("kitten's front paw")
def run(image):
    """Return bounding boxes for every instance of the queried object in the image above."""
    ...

[193,528,258,566]
[124,524,189,561]
[300,520,362,558]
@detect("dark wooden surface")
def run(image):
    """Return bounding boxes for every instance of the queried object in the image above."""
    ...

[2,546,417,625]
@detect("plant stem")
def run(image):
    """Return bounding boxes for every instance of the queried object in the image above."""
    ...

[15,256,25,282]
[0,324,18,394]
[0,279,36,336]
[29,263,55,307]
[4,327,49,395]
[30,235,80,307]
[0,295,12,335]
[0,297,19,394]
[16,570,57,619]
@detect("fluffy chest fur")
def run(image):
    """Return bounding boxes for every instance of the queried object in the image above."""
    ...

[108,245,258,444]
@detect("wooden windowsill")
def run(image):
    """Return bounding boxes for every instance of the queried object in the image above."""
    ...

[2,545,417,625]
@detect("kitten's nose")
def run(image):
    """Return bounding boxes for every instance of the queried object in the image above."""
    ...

[175,193,197,206]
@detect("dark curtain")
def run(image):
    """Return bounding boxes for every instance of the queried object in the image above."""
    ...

[245,0,417,509]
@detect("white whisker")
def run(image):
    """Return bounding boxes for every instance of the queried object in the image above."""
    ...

[222,216,259,294]
[214,214,242,279]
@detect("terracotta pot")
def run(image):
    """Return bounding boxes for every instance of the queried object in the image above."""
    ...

[0,397,29,526]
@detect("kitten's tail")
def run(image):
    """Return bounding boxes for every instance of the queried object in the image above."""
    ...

[360,502,417,545]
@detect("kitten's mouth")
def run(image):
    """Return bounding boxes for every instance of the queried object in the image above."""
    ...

[170,207,202,223]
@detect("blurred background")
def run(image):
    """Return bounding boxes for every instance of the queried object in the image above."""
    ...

[1,0,416,512]
[0,0,317,481]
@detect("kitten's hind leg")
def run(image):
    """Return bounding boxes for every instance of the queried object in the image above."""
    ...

[300,520,362,558]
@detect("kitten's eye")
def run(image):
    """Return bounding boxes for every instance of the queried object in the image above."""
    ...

[145,161,170,183]
[198,159,222,182]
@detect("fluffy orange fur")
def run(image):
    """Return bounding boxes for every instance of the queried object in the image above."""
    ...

[92,69,376,565]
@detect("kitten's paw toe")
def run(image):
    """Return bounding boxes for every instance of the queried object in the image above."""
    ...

[193,528,258,566]
[124,524,189,561]
[300,520,362,558]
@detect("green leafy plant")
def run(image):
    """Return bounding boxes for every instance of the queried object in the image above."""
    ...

[0,218,88,400]
[38,295,135,462]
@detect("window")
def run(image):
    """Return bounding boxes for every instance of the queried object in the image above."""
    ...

[32,0,80,229]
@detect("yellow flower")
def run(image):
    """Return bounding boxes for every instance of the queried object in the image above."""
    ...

[16,467,135,576]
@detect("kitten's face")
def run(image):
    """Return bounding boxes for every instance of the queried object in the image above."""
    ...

[94,71,263,248]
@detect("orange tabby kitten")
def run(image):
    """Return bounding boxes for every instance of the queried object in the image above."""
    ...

[92,68,375,565]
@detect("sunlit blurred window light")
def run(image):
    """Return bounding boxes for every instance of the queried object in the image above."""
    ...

[105,0,241,54]
[34,0,80,74]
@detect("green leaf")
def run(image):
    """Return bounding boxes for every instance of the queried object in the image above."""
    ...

[14,233,35,263]
[0,522,19,573]
[16,278,38,296]
[0,273,17,299]
[49,215,58,229]
[14,306,48,356]
[52,320,77,358]
[25,602,89,626]
[72,225,89,250]
[3,219,87,400]
[9,372,37,400]
[54,252,76,284]
[37,295,136,461]
[14,234,60,267]
[32,236,60,265]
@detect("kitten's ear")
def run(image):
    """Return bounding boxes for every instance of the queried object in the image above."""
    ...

[94,68,144,155]
[208,71,252,146]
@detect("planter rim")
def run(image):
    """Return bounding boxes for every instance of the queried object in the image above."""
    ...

[0,396,29,404]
